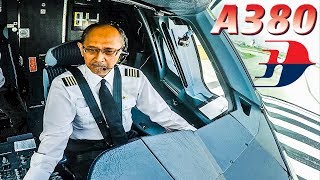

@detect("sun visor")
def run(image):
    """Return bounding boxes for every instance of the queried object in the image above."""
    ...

[140,0,212,15]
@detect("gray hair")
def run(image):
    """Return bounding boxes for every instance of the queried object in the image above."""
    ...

[80,22,128,51]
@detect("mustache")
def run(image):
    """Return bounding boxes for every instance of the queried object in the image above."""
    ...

[91,62,107,67]
[91,62,114,71]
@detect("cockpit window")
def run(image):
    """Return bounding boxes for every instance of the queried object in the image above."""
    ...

[193,34,225,96]
[160,17,226,101]
[163,38,179,77]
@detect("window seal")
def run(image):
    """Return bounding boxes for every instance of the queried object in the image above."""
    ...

[161,22,188,88]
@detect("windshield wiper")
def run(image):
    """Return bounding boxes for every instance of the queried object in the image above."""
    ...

[210,0,222,10]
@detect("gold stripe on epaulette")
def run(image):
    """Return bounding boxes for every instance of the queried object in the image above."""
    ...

[125,68,140,78]
[62,76,78,87]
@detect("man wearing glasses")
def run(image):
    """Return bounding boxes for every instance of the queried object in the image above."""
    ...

[25,23,196,180]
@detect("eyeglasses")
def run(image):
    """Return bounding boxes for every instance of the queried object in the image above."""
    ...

[82,46,123,56]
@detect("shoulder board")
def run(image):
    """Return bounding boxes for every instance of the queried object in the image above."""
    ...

[62,76,78,87]
[124,68,140,78]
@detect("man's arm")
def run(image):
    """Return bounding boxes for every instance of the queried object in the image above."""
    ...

[24,77,76,180]
[135,72,196,131]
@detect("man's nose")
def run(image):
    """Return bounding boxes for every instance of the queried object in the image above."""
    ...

[96,51,106,62]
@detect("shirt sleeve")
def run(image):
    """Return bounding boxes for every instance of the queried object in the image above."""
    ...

[135,72,196,131]
[24,78,75,180]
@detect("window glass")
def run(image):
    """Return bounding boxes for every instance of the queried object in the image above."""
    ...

[159,17,228,103]
[162,39,179,76]
[193,35,225,96]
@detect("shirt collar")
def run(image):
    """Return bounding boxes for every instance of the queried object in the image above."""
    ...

[83,65,114,87]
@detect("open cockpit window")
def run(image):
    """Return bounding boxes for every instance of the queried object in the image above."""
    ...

[155,17,228,121]
[193,34,225,97]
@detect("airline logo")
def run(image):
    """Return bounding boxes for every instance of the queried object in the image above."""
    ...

[255,40,315,87]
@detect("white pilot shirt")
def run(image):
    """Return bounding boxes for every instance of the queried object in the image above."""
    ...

[24,64,196,180]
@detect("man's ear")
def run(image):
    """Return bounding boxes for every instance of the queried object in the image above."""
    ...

[77,42,84,57]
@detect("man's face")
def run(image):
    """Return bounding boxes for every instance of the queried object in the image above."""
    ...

[78,25,124,77]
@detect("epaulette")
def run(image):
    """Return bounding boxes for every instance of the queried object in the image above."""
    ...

[62,76,78,87]
[124,68,140,78]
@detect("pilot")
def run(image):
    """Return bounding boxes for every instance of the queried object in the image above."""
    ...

[24,23,196,180]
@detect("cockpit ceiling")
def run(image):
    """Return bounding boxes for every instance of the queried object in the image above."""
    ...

[140,0,212,15]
